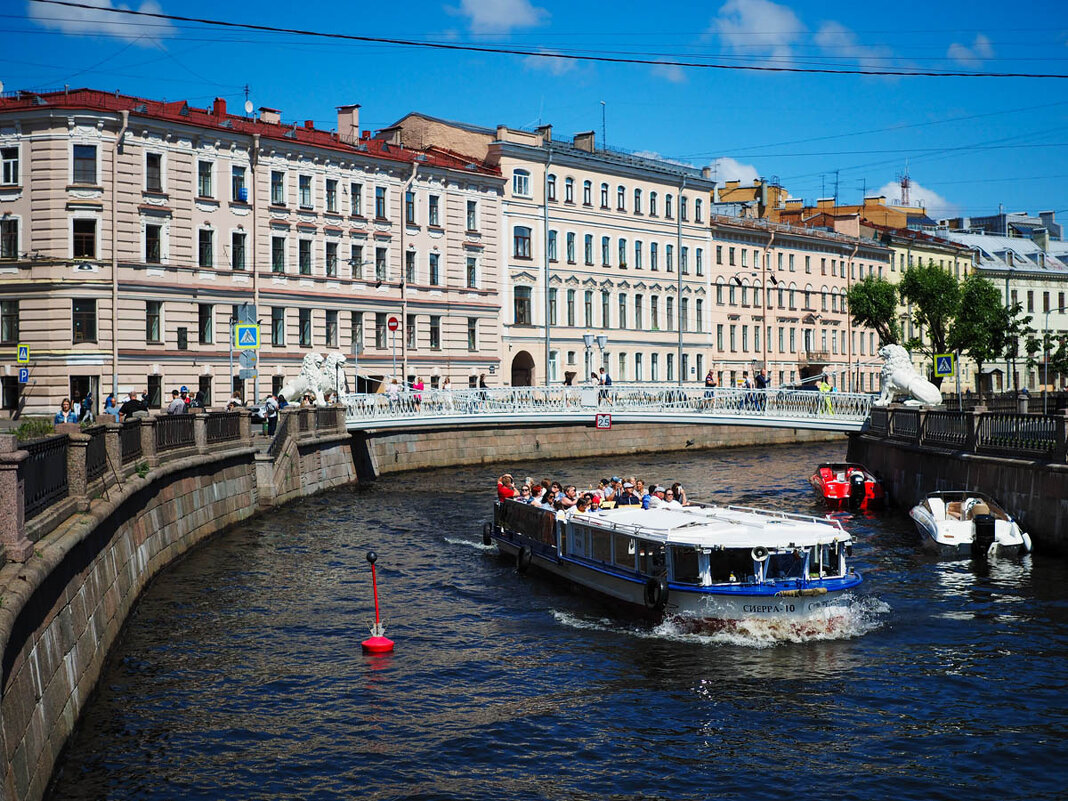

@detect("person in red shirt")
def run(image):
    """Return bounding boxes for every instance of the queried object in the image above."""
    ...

[497,474,518,502]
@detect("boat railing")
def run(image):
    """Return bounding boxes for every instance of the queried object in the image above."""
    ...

[722,505,847,532]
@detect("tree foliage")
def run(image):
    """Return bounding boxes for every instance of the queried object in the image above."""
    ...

[948,275,1028,395]
[898,260,961,360]
[847,275,900,345]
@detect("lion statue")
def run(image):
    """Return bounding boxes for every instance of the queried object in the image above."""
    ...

[875,344,943,407]
[320,352,350,396]
[279,352,326,405]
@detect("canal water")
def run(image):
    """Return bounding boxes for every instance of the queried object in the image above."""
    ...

[47,442,1067,800]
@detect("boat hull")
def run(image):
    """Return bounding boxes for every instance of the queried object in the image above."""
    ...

[810,464,886,509]
[909,505,1028,558]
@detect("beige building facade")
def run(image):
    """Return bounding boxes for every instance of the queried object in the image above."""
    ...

[0,89,505,416]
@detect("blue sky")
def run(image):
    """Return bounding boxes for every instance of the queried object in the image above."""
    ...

[4,0,1067,221]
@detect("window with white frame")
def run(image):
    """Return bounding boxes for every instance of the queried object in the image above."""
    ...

[513,169,531,196]
[198,229,213,267]
[617,185,626,210]
[146,300,162,343]
[326,241,339,277]
[584,234,593,265]
[72,218,96,259]
[1,147,18,186]
[375,187,387,218]
[634,188,642,213]
[566,232,575,263]
[326,178,338,212]
[547,173,557,201]
[429,195,440,227]
[326,310,338,347]
[429,252,440,285]
[548,230,558,261]
[0,217,18,259]
[73,144,97,184]
[514,226,532,259]
[271,170,285,204]
[565,177,574,202]
[144,223,162,264]
[232,166,247,203]
[271,236,285,272]
[299,239,312,275]
[299,308,312,347]
[145,152,163,192]
[299,175,312,208]
[600,183,609,207]
[351,182,363,216]
[466,256,478,288]
[466,199,477,230]
[583,180,591,205]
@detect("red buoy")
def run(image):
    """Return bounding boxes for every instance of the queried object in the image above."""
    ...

[361,550,395,654]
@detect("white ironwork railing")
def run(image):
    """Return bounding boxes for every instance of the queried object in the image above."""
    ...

[340,384,873,431]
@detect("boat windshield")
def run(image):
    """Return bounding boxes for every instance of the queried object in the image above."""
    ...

[766,550,806,580]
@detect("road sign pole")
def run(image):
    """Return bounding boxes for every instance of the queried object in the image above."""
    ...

[229,316,234,400]
[392,329,396,381]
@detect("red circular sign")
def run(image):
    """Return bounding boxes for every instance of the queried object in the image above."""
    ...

[387,316,400,332]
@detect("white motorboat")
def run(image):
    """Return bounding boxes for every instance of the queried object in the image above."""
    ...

[487,499,863,633]
[909,491,1032,558]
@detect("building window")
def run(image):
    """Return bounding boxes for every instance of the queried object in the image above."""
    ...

[145,224,162,264]
[325,179,338,212]
[601,236,610,266]
[271,236,285,273]
[468,317,478,351]
[695,198,703,222]
[232,166,247,203]
[680,196,688,222]
[198,304,213,344]
[405,314,417,349]
[666,244,674,272]
[405,190,416,224]
[73,144,97,184]
[567,289,576,326]
[375,312,387,349]
[618,238,627,267]
[466,200,478,231]
[299,308,312,347]
[271,307,285,346]
[299,239,312,275]
[651,353,659,381]
[666,353,674,382]
[634,241,642,270]
[351,182,363,216]
[602,290,610,328]
[634,188,642,213]
[680,298,688,332]
[696,299,704,332]
[649,191,658,216]
[513,169,531,196]
[350,244,363,278]
[326,310,338,347]
[1,301,19,343]
[351,311,363,355]
[650,242,658,271]
[514,226,532,259]
[73,219,96,259]
[514,286,532,325]
[466,256,478,288]
[1,147,18,185]
[583,180,592,206]
[298,175,312,209]
[651,296,659,329]
[428,195,440,227]
[0,218,15,259]
[198,229,213,268]
[617,185,626,210]
[566,232,575,263]
[618,294,627,329]
[145,152,163,192]
[584,234,593,265]
[231,231,246,270]
[584,291,593,327]
[405,250,416,283]
[549,288,558,325]
[547,173,557,201]
[666,297,674,330]
[429,252,441,285]
[270,170,285,204]
[326,241,339,277]
[681,246,689,275]
[600,183,609,208]
[548,230,558,261]
[665,194,673,219]
[635,294,644,329]
[565,177,574,203]
[717,324,724,350]
[429,315,441,349]
[375,187,387,219]
[375,247,388,281]
[72,299,96,343]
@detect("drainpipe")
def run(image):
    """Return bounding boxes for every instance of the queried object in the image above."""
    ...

[401,160,417,385]
[111,109,129,403]
[250,133,260,404]
[677,175,686,385]
[846,242,858,391]
[543,146,553,385]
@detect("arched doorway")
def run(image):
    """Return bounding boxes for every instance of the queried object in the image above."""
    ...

[511,351,535,387]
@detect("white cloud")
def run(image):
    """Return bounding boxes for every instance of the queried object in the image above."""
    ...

[876,179,958,219]
[714,157,760,184]
[28,0,175,46]
[523,49,576,76]
[651,61,686,83]
[448,0,548,34]
[814,20,894,70]
[947,33,994,66]
[712,0,804,62]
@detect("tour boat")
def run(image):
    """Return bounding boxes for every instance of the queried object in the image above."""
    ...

[810,463,886,509]
[909,491,1032,558]
[487,500,863,632]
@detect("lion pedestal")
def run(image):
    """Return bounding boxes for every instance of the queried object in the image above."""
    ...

[875,344,942,407]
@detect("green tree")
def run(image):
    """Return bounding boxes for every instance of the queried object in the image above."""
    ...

[948,275,1027,397]
[847,275,900,345]
[899,260,961,382]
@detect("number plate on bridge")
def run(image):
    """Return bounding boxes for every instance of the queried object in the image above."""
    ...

[595,413,612,430]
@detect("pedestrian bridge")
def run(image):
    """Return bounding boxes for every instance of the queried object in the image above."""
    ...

[339,385,874,433]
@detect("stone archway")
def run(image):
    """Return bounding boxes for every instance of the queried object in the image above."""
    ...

[511,351,535,387]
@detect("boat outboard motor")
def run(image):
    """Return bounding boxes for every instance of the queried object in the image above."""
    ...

[848,472,867,507]
[972,514,996,556]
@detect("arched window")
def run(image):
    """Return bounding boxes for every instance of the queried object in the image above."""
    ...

[547,173,557,201]
[649,191,658,216]
[634,188,642,213]
[513,169,531,196]
[617,185,626,210]
[583,180,592,205]
[665,193,673,219]
[600,183,609,207]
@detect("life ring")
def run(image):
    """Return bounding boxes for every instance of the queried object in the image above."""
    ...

[482,522,493,546]
[752,546,769,562]
[644,576,669,610]
[516,545,532,573]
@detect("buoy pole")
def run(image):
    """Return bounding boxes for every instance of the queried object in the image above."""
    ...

[361,550,395,654]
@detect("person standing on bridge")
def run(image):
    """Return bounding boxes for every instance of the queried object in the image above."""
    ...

[818,375,834,415]
[756,369,769,412]
[264,393,279,436]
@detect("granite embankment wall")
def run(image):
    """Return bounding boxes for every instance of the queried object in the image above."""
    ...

[0,408,355,801]
[354,421,844,476]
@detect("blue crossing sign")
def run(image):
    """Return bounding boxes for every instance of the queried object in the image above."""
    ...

[18,367,28,384]
[934,353,956,378]
[16,344,29,364]
[234,323,260,349]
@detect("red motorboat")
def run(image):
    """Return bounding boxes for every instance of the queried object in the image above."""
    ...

[810,463,886,509]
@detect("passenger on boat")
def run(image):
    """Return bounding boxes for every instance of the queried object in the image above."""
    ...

[671,483,688,506]
[565,496,590,518]
[558,486,579,510]
[529,485,549,507]
[549,481,564,503]
[517,484,533,503]
[497,474,518,502]
[604,477,620,502]
[662,489,683,509]
[617,482,641,506]
[634,479,646,500]
[647,486,666,508]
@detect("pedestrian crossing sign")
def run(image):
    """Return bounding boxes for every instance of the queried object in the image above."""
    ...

[934,353,956,378]
[16,344,29,364]
[234,323,260,349]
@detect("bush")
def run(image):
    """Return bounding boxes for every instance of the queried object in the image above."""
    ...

[15,418,54,441]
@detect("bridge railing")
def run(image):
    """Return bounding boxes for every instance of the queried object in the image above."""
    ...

[867,405,1068,462]
[341,384,874,427]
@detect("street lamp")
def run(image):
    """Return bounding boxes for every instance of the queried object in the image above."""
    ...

[596,334,608,377]
[1043,305,1068,414]
[583,333,595,379]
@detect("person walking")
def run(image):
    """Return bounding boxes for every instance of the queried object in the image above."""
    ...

[264,392,279,435]
[167,389,187,415]
[54,398,78,424]
[755,369,769,412]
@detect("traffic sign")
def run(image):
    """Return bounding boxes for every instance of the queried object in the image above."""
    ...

[17,367,28,384]
[595,413,612,430]
[16,344,29,364]
[234,323,260,349]
[238,368,257,380]
[387,316,400,332]
[934,353,956,378]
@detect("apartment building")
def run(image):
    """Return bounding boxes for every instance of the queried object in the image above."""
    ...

[385,115,716,385]
[0,89,504,416]
[709,216,891,392]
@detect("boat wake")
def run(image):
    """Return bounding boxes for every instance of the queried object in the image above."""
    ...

[552,596,889,648]
[444,536,496,552]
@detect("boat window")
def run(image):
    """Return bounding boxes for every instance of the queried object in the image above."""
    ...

[819,543,842,576]
[638,540,665,576]
[767,549,806,580]
[590,529,612,563]
[671,547,702,584]
[708,549,754,583]
[613,534,636,570]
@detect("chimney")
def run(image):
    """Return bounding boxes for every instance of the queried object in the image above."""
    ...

[337,104,360,142]
[1033,228,1049,251]
[816,197,835,209]
[258,107,281,125]
[212,97,227,117]
[304,119,315,130]
[572,131,596,152]
[701,166,712,180]
[495,125,508,141]
[535,124,552,143]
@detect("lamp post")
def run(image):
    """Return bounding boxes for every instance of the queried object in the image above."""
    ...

[1043,305,1068,414]
[596,334,608,379]
[583,333,595,379]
